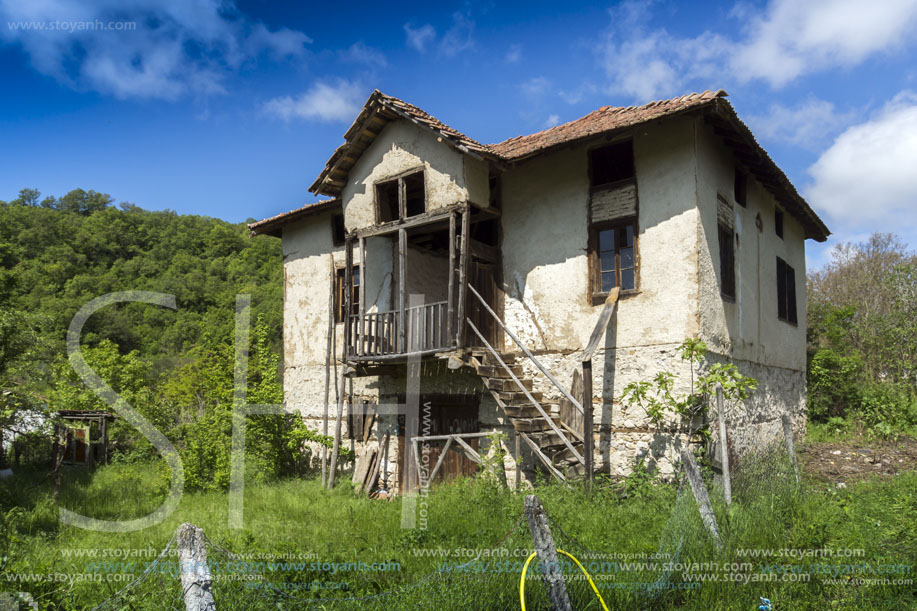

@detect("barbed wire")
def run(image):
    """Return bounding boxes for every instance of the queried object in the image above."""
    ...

[86,532,177,611]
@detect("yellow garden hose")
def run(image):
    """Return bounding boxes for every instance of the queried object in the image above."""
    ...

[519,548,609,611]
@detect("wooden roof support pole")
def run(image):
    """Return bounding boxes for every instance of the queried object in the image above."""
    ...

[456,206,470,349]
[447,211,456,344]
[398,229,406,354]
[359,237,366,358]
[321,258,335,487]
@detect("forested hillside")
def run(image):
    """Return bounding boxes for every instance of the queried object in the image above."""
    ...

[0,188,327,491]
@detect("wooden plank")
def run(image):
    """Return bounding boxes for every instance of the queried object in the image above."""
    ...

[362,403,376,443]
[469,238,499,262]
[427,437,453,483]
[515,433,521,488]
[352,447,376,485]
[343,239,353,358]
[582,361,593,488]
[412,431,494,442]
[364,432,389,494]
[716,387,731,505]
[524,495,572,611]
[681,449,723,549]
[467,318,584,465]
[582,287,620,362]
[558,369,583,436]
[453,435,482,463]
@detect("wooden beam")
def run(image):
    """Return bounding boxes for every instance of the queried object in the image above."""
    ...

[469,238,499,263]
[359,237,366,358]
[716,387,731,505]
[343,239,353,360]
[453,435,483,463]
[398,228,406,354]
[447,211,456,343]
[456,207,470,348]
[427,437,453,483]
[519,433,566,482]
[583,360,593,489]
[582,287,620,362]
[681,449,723,549]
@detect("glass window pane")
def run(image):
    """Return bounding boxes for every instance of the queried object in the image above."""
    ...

[601,271,616,292]
[620,247,633,269]
[622,224,634,247]
[600,250,615,273]
[621,268,635,291]
[598,228,615,252]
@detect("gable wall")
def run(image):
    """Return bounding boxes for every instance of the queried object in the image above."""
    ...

[340,120,490,233]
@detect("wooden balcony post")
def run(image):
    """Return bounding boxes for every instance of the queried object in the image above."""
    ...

[456,206,470,348]
[344,238,353,359]
[358,236,366,357]
[447,211,456,343]
[398,228,406,354]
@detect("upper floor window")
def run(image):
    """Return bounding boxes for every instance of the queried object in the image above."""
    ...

[775,208,784,239]
[776,257,797,325]
[717,195,736,301]
[589,140,634,187]
[331,213,345,246]
[334,267,360,323]
[734,169,747,207]
[375,170,425,223]
[591,221,636,299]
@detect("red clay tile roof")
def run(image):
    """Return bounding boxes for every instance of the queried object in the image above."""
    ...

[270,89,829,241]
[489,89,727,160]
[248,198,340,237]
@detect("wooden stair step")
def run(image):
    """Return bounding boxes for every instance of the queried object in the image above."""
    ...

[511,417,560,433]
[483,352,517,366]
[476,364,524,378]
[527,430,567,447]
[485,378,533,392]
[503,404,545,419]
[498,390,543,405]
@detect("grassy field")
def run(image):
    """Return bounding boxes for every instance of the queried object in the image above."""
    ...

[1,443,915,610]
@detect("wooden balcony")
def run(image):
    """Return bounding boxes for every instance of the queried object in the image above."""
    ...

[348,301,452,360]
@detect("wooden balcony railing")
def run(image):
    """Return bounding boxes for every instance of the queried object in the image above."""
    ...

[348,300,451,358]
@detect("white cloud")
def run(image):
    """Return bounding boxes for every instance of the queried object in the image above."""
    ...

[263,80,366,123]
[520,76,550,98]
[807,92,917,232]
[732,0,917,88]
[505,43,522,64]
[544,114,560,128]
[745,97,856,149]
[0,0,310,100]
[340,41,386,68]
[596,0,917,101]
[404,23,435,52]
[438,12,474,57]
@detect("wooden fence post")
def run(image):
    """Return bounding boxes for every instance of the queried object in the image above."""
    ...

[781,413,800,484]
[680,449,723,549]
[716,387,731,505]
[177,523,216,611]
[524,495,572,611]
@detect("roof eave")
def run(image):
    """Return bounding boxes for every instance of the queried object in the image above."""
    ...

[248,199,342,238]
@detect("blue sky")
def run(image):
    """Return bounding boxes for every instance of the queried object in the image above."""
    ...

[1,0,916,268]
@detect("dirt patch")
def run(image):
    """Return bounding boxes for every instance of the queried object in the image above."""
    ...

[798,435,917,483]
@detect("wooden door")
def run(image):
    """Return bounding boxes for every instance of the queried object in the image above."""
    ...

[466,261,501,349]
[398,398,480,493]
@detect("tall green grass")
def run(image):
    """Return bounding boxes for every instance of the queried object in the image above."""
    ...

[1,451,914,610]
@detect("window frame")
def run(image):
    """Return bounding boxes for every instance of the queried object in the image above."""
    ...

[588,139,635,189]
[718,222,736,302]
[374,169,426,224]
[588,218,638,305]
[334,266,360,324]
[776,256,797,325]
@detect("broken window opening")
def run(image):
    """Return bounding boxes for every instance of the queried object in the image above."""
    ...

[334,266,360,323]
[375,170,426,223]
[775,208,784,239]
[734,169,747,207]
[331,213,346,246]
[590,140,635,188]
[776,257,797,324]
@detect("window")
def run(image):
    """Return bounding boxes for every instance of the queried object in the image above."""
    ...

[331,213,345,246]
[734,169,747,207]
[591,221,636,298]
[375,170,425,223]
[590,140,634,187]
[774,208,784,239]
[334,267,360,323]
[776,257,797,324]
[718,223,736,301]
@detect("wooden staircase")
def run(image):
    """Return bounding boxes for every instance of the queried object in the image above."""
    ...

[468,348,587,479]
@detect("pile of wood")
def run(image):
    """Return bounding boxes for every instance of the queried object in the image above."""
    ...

[351,432,389,497]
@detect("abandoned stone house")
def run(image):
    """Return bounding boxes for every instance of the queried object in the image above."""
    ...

[249,89,830,491]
